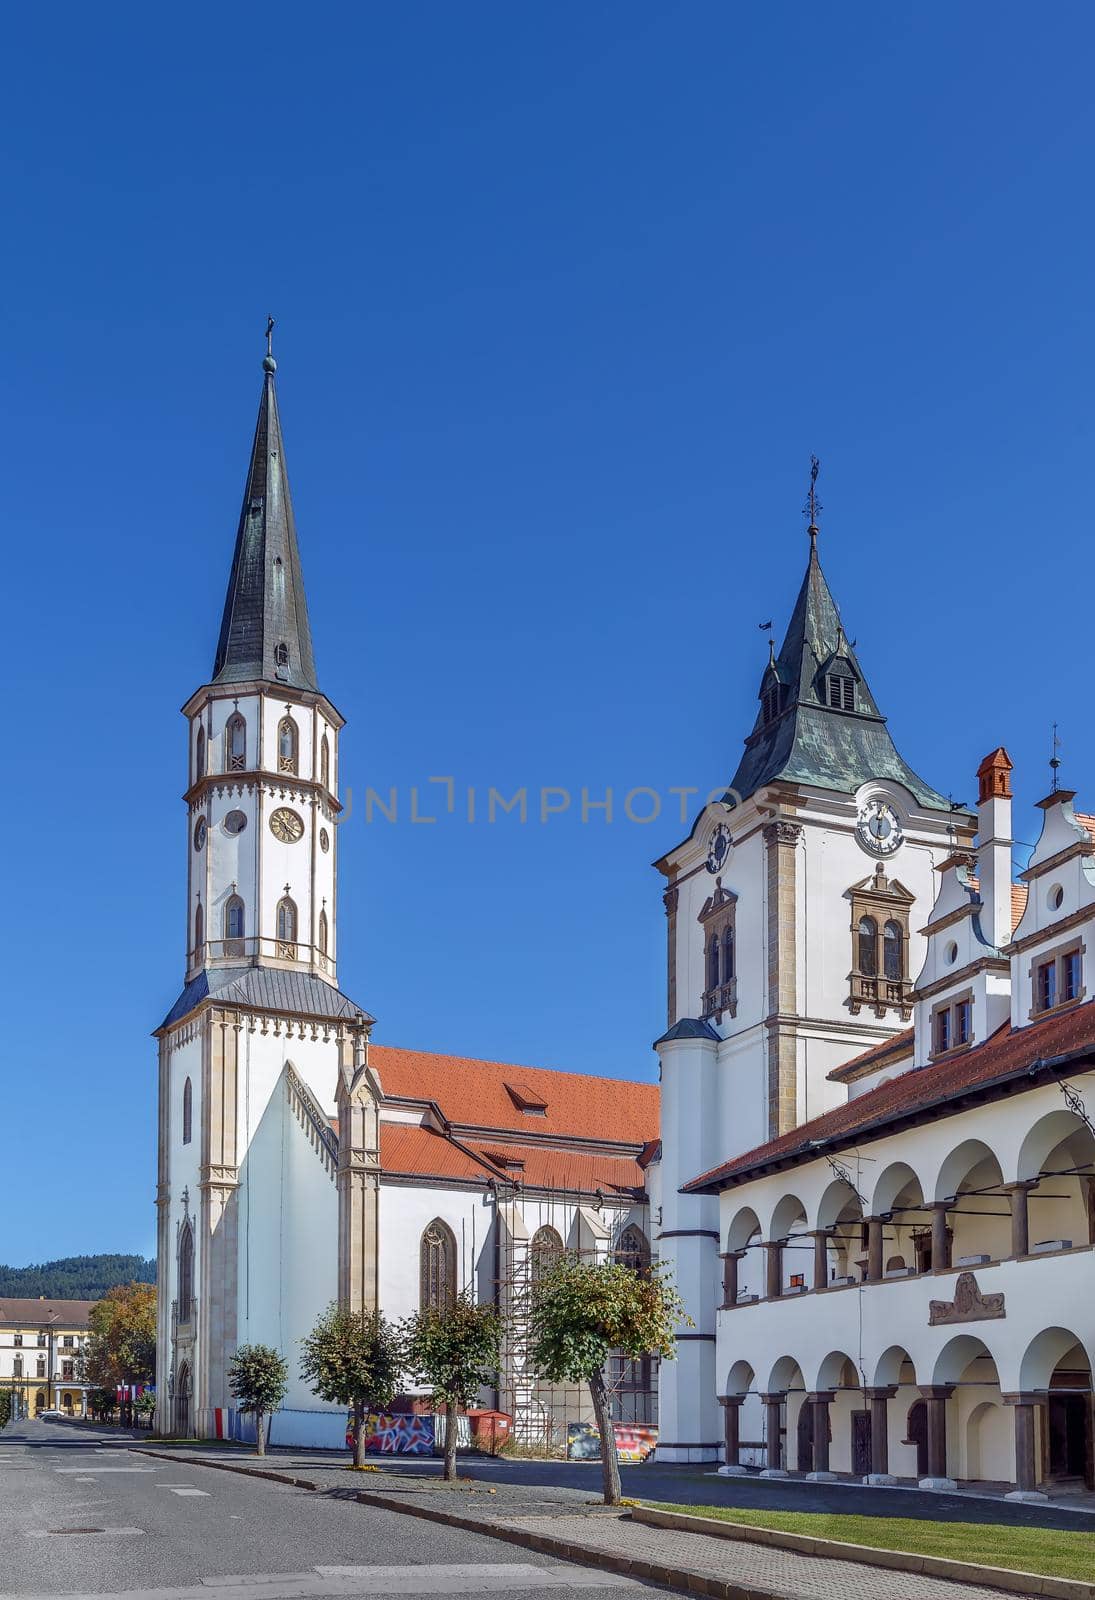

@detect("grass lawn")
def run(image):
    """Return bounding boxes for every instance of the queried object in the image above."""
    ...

[643,1502,1095,1583]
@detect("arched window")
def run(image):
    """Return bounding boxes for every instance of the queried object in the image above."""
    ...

[320,734,331,791]
[178,1222,194,1323]
[706,935,720,993]
[858,916,878,977]
[531,1225,564,1284]
[278,716,298,775]
[194,903,204,958]
[196,726,206,780]
[420,1219,457,1312]
[224,895,245,946]
[721,924,735,985]
[884,920,903,981]
[274,641,290,673]
[182,1077,193,1145]
[277,896,298,956]
[318,908,329,957]
[226,713,247,771]
[615,1225,651,1273]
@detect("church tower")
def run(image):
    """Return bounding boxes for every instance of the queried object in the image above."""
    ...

[651,488,975,1462]
[155,335,378,1439]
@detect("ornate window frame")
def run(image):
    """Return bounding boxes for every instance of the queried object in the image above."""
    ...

[277,715,299,775]
[420,1218,457,1312]
[276,895,298,958]
[698,878,738,1021]
[225,712,247,772]
[847,864,914,1019]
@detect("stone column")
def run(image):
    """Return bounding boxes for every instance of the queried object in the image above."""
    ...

[1004,1394,1049,1502]
[764,1240,783,1299]
[930,1202,951,1272]
[336,1016,382,1316]
[197,1008,241,1436]
[763,820,802,1138]
[864,1386,897,1484]
[866,1216,885,1282]
[805,1391,836,1480]
[717,1395,747,1476]
[811,1230,829,1291]
[720,1251,743,1308]
[919,1385,956,1489]
[1004,1181,1038,1259]
[760,1392,787,1476]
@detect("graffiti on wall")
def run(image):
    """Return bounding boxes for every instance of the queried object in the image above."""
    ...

[566,1420,658,1463]
[360,1412,435,1454]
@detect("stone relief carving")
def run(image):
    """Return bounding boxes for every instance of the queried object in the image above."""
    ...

[928,1271,1005,1326]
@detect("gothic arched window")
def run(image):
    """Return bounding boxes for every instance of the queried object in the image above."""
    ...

[194,903,204,959]
[225,895,245,943]
[615,1225,651,1273]
[531,1225,563,1284]
[318,908,329,957]
[278,716,298,775]
[277,896,298,955]
[196,726,206,780]
[320,734,331,791]
[226,712,247,771]
[274,642,289,673]
[858,916,878,977]
[178,1222,194,1323]
[182,1077,193,1145]
[884,920,903,981]
[420,1220,457,1312]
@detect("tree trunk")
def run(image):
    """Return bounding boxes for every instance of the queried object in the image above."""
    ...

[255,1409,266,1457]
[589,1370,621,1506]
[353,1400,366,1468]
[444,1406,459,1482]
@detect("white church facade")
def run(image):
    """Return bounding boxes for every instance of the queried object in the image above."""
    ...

[154,348,656,1447]
[157,346,1095,1494]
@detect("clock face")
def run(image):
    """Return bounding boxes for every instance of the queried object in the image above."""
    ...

[706,822,732,874]
[269,806,304,844]
[319,827,330,854]
[224,809,247,835]
[857,799,903,857]
[193,816,207,851]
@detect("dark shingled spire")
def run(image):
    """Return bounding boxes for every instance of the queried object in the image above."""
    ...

[728,532,954,812]
[212,346,318,692]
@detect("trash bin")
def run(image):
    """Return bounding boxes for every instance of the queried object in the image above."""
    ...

[466,1409,513,1454]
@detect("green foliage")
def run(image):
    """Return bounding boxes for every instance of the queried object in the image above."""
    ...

[133,1391,156,1416]
[0,1255,155,1300]
[402,1296,502,1412]
[529,1255,686,1385]
[82,1282,157,1390]
[0,1390,11,1429]
[300,1306,402,1411]
[228,1344,289,1414]
[88,1387,116,1421]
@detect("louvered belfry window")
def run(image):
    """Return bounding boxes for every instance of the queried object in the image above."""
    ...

[420,1220,456,1311]
[827,674,855,711]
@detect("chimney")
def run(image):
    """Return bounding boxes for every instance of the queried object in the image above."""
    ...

[976,747,1013,948]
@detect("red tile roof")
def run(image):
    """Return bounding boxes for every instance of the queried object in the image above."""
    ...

[684,998,1095,1194]
[370,1045,658,1145]
[377,1121,648,1195]
[827,1027,914,1084]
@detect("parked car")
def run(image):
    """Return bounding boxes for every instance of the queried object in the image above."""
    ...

[38,1409,66,1419]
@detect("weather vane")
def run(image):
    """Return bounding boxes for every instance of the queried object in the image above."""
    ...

[803,455,821,539]
[1050,722,1062,793]
[266,315,275,356]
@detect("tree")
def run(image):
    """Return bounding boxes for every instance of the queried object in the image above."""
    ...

[299,1306,402,1468]
[402,1296,501,1481]
[81,1282,157,1421]
[530,1254,687,1506]
[133,1391,156,1429]
[227,1344,288,1456]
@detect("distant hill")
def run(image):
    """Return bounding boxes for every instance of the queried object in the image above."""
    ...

[0,1255,155,1301]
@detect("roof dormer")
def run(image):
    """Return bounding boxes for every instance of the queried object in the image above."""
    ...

[1009,789,1095,1029]
[911,852,1010,1067]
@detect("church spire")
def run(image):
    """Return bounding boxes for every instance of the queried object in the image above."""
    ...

[211,325,319,692]
[727,480,954,813]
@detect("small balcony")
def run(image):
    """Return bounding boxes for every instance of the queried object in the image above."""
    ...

[701,979,738,1023]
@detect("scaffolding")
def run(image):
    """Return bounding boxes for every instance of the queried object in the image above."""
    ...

[493,1183,657,1456]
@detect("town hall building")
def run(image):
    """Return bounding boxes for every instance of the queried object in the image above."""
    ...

[158,343,1095,1497]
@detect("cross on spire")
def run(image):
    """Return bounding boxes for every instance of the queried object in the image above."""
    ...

[1050,722,1062,792]
[803,454,821,543]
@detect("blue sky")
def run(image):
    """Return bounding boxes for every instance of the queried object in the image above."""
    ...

[3,4,1094,1263]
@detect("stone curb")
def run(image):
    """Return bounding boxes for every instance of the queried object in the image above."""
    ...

[131,1446,321,1493]
[633,1506,1094,1600]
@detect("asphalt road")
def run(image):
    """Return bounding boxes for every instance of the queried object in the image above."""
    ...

[0,1419,665,1600]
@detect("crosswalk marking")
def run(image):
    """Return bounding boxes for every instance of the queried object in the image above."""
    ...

[14,1563,640,1596]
